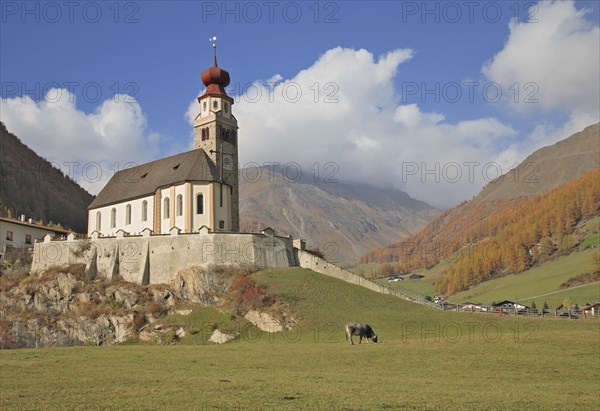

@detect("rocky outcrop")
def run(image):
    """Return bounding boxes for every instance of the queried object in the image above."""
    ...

[138,324,186,345]
[0,264,240,349]
[210,329,237,344]
[169,266,233,306]
[244,309,296,332]
[9,315,133,347]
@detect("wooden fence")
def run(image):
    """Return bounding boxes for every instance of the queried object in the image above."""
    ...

[440,303,600,320]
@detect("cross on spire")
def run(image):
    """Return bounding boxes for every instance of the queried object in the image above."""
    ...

[209,35,218,67]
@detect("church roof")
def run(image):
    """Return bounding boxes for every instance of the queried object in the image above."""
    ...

[88,149,220,209]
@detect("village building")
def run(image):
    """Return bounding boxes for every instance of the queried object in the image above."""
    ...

[0,216,69,256]
[87,41,239,236]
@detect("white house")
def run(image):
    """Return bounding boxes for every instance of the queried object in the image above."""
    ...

[0,216,70,255]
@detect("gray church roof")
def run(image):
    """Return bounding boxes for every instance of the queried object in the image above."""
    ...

[89,149,220,209]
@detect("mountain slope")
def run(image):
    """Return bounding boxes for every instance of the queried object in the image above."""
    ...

[0,122,94,232]
[476,122,600,202]
[359,123,600,269]
[240,169,439,266]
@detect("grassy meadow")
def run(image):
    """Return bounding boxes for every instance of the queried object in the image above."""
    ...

[1,268,599,410]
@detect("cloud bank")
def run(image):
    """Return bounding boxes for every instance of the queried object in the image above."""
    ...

[187,47,519,209]
[1,90,163,194]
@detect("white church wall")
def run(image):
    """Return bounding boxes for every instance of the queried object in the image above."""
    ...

[173,184,187,232]
[88,195,154,237]
[159,186,173,233]
[191,183,212,231]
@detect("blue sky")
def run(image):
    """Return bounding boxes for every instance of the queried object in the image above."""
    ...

[1,1,599,208]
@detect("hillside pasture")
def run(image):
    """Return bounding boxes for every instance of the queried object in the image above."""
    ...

[449,249,599,307]
[1,268,598,410]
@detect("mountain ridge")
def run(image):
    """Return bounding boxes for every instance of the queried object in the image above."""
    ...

[0,122,94,233]
[240,168,439,265]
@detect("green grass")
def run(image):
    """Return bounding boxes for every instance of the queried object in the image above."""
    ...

[515,282,600,308]
[449,248,599,307]
[375,275,436,297]
[1,267,599,410]
[579,231,599,251]
[580,216,600,233]
[369,258,451,298]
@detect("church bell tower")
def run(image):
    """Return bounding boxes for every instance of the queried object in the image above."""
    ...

[194,37,240,231]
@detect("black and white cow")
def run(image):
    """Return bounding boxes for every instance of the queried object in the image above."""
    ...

[345,323,378,345]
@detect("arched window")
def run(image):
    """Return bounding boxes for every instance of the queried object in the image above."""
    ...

[141,200,148,222]
[111,208,116,228]
[224,102,229,113]
[203,101,207,111]
[164,198,170,219]
[213,100,218,109]
[96,211,101,231]
[176,194,183,216]
[219,220,225,230]
[125,204,132,225]
[196,194,204,215]
[201,128,206,141]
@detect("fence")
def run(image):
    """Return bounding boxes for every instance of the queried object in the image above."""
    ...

[440,303,600,320]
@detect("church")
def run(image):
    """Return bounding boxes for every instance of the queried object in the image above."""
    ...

[88,42,240,236]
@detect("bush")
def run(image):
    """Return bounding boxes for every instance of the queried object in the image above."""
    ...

[228,274,275,315]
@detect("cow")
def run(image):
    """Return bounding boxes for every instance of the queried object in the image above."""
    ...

[345,323,378,345]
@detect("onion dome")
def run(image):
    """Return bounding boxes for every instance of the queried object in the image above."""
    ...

[201,38,230,97]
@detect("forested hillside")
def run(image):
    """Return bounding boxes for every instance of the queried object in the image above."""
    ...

[360,169,599,294]
[0,122,93,233]
[436,169,599,294]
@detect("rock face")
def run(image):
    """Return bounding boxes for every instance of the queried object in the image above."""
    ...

[0,264,239,349]
[210,329,237,344]
[244,310,295,333]
[169,266,233,305]
[137,324,187,345]
[9,315,132,348]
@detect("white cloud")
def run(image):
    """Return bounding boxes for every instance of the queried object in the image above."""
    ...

[185,47,521,209]
[483,0,600,118]
[494,111,599,170]
[0,89,163,195]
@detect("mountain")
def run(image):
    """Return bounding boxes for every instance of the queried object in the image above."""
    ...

[359,123,600,269]
[240,168,439,266]
[476,122,600,202]
[0,122,94,233]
